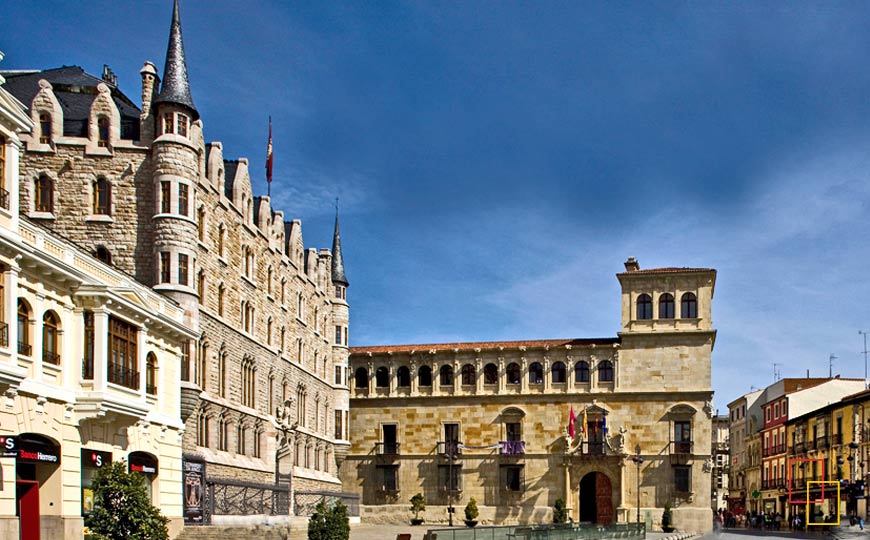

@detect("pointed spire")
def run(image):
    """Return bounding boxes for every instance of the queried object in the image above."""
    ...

[155,0,198,119]
[331,203,349,287]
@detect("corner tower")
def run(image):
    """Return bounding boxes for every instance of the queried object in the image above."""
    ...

[330,209,351,465]
[151,0,201,326]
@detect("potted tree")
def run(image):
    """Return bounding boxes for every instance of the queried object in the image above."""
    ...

[553,498,568,524]
[410,493,426,525]
[464,498,479,527]
[661,503,675,532]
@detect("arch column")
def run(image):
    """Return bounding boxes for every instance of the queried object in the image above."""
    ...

[567,356,575,391]
[520,356,528,393]
[543,356,551,391]
[410,358,418,396]
[475,357,483,394]
[497,357,505,393]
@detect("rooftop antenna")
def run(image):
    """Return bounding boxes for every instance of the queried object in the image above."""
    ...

[829,354,837,378]
[773,363,782,382]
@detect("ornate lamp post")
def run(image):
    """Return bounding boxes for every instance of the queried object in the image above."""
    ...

[631,443,644,525]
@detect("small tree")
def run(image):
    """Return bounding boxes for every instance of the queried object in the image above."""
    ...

[327,500,350,540]
[84,461,169,540]
[410,493,426,522]
[308,500,330,540]
[661,504,674,532]
[465,497,479,522]
[553,498,568,524]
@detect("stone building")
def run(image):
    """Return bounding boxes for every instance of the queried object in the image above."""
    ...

[726,389,761,515]
[2,0,351,526]
[0,51,196,540]
[711,414,729,512]
[342,259,717,533]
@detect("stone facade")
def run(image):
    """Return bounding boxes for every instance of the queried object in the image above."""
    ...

[342,260,717,533]
[3,0,351,526]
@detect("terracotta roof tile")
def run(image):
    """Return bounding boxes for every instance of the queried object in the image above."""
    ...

[618,267,716,276]
[351,337,620,355]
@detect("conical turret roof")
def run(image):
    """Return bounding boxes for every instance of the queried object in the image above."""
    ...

[331,211,349,286]
[154,0,198,119]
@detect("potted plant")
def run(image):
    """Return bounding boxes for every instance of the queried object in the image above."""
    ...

[464,497,479,527]
[661,503,675,532]
[410,493,426,525]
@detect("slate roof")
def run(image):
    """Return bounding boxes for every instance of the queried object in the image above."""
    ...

[351,337,620,355]
[154,0,198,119]
[331,211,348,286]
[2,66,140,140]
[223,160,239,198]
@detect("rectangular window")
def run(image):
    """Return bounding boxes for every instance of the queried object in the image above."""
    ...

[335,325,342,344]
[108,316,138,390]
[674,420,691,453]
[335,409,343,440]
[335,365,342,385]
[178,183,189,216]
[82,311,94,379]
[178,254,189,286]
[180,341,190,382]
[674,465,691,493]
[438,464,462,492]
[379,465,398,491]
[501,464,524,491]
[161,181,171,213]
[774,403,779,419]
[163,113,174,135]
[178,114,189,137]
[160,252,170,283]
[343,327,348,346]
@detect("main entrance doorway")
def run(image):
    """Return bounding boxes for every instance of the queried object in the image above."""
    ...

[579,471,614,525]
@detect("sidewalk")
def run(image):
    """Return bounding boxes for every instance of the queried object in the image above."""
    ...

[344,524,699,540]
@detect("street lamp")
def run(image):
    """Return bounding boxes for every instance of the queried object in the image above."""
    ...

[631,443,644,525]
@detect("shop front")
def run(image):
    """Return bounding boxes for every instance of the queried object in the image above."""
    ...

[3,434,62,540]
[129,451,159,503]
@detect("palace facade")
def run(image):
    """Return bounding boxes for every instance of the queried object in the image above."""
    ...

[342,259,717,533]
[2,0,351,532]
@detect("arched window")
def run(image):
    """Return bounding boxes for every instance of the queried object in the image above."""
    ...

[439,365,454,386]
[218,350,227,397]
[42,311,60,365]
[681,292,698,319]
[461,364,475,386]
[397,366,411,387]
[636,293,652,320]
[145,352,157,394]
[529,362,543,384]
[93,178,110,215]
[236,423,247,455]
[97,116,110,147]
[35,175,53,213]
[17,299,31,356]
[197,206,206,242]
[551,361,566,383]
[218,224,226,258]
[483,363,498,385]
[196,342,208,390]
[598,360,614,382]
[659,293,675,319]
[574,361,590,383]
[241,357,256,408]
[354,367,368,389]
[506,363,521,385]
[197,270,205,305]
[418,365,432,387]
[39,113,51,144]
[217,416,228,451]
[197,411,209,447]
[94,246,111,264]
[375,366,389,388]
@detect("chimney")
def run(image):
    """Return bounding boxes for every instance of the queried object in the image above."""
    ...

[139,61,159,142]
[101,64,118,86]
[624,257,640,272]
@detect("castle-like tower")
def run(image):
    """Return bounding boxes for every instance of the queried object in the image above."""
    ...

[4,0,352,527]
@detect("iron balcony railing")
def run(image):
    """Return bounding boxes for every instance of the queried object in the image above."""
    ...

[82,356,94,380]
[671,441,693,455]
[0,188,9,210]
[501,440,526,455]
[815,435,829,449]
[0,322,7,348]
[793,442,805,454]
[17,340,31,356]
[108,362,139,390]
[831,433,843,445]
[42,350,60,365]
[583,441,606,456]
[375,442,400,456]
[437,441,462,457]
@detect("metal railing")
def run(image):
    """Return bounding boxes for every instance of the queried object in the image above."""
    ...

[815,435,829,449]
[42,349,60,365]
[438,441,462,457]
[0,188,9,210]
[293,490,359,517]
[376,442,400,455]
[209,478,290,517]
[17,340,31,356]
[426,523,645,540]
[82,356,94,380]
[501,440,526,455]
[582,441,606,456]
[671,441,693,455]
[108,362,139,390]
[793,442,805,454]
[831,433,843,445]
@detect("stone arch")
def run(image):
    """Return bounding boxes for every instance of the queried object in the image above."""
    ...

[578,470,615,525]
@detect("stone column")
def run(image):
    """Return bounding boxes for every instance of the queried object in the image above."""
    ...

[4,263,19,359]
[567,355,575,391]
[590,355,597,391]
[520,356,528,393]
[498,357,505,393]
[388,360,395,395]
[367,361,374,395]
[93,308,109,391]
[475,357,483,394]
[410,358,418,396]
[543,355,551,392]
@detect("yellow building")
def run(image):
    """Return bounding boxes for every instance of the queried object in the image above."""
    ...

[342,260,717,533]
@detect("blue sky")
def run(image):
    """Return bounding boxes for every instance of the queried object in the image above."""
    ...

[4,1,870,412]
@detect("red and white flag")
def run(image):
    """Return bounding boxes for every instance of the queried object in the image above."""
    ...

[266,116,274,188]
[568,406,576,439]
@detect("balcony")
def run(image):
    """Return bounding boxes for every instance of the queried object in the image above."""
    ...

[793,442,805,454]
[815,435,829,449]
[17,341,31,356]
[0,322,7,348]
[437,441,462,457]
[108,362,139,390]
[376,442,401,457]
[671,441,693,455]
[501,440,526,456]
[831,433,843,446]
[42,350,60,365]
[0,188,9,210]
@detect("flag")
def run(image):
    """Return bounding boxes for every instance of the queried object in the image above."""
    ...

[581,406,588,437]
[266,116,274,188]
[568,406,576,439]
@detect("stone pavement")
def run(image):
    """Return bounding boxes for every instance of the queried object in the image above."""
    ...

[343,523,700,540]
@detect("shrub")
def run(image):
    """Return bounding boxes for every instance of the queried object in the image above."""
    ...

[662,504,674,531]
[465,497,479,521]
[84,461,169,540]
[410,493,426,520]
[309,499,350,540]
[553,498,568,524]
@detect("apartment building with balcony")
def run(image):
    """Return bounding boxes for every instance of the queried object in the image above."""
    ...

[726,389,762,514]
[341,260,717,533]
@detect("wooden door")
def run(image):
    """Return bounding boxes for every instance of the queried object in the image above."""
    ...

[594,472,613,525]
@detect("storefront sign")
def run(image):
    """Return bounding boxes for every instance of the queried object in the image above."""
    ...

[81,449,112,516]
[0,434,61,463]
[128,452,158,475]
[83,449,112,469]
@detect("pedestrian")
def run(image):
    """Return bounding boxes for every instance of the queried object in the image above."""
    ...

[860,516,864,531]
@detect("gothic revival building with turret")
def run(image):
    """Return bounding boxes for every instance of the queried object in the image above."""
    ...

[2,0,351,531]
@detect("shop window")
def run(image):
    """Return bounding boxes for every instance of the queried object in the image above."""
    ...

[81,449,111,516]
